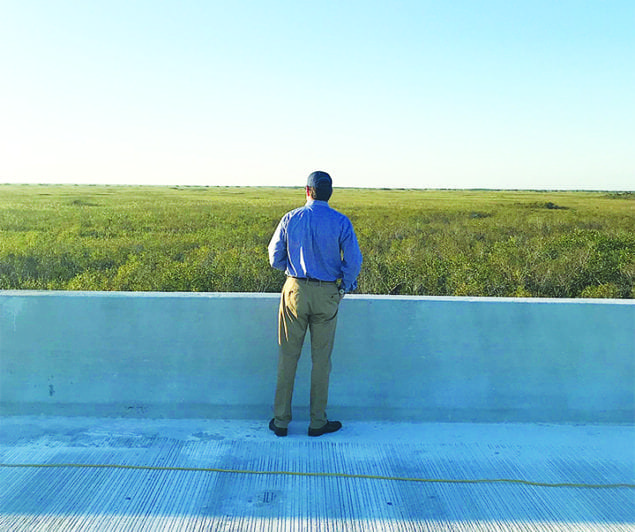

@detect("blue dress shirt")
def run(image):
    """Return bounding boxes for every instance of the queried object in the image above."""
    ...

[268,199,363,292]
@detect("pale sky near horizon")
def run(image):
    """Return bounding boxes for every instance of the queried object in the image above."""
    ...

[1,1,633,191]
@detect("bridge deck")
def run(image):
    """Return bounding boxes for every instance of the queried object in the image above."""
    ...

[0,417,633,531]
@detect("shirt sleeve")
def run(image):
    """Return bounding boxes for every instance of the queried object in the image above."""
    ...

[268,217,288,272]
[340,219,363,292]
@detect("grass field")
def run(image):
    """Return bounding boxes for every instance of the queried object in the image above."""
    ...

[1,184,633,298]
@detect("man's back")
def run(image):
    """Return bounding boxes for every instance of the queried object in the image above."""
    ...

[269,199,362,292]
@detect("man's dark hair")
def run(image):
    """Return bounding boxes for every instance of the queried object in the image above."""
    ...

[309,186,332,202]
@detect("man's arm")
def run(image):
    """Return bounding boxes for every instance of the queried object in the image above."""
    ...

[340,220,363,292]
[268,218,288,271]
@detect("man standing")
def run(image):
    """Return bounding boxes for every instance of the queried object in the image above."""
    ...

[268,171,363,437]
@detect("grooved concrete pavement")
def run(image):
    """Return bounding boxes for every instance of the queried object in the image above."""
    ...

[0,417,633,531]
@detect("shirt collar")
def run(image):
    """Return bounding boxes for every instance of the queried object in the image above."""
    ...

[306,199,330,207]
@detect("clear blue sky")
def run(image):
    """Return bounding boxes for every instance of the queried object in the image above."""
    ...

[1,1,633,190]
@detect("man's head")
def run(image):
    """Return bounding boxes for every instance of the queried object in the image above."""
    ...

[306,171,333,201]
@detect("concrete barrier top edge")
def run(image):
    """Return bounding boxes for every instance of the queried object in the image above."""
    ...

[1,290,634,305]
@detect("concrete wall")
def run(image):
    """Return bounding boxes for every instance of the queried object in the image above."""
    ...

[1,291,633,423]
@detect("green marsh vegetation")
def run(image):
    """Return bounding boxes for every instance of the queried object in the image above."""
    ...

[0,184,633,298]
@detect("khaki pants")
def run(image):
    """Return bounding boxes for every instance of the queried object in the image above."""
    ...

[273,277,341,429]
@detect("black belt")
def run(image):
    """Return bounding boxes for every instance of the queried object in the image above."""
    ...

[289,276,336,284]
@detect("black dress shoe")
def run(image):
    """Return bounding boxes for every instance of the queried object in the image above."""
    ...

[269,418,288,437]
[308,420,342,437]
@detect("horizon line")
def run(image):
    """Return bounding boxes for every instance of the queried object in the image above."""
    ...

[1,182,633,194]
